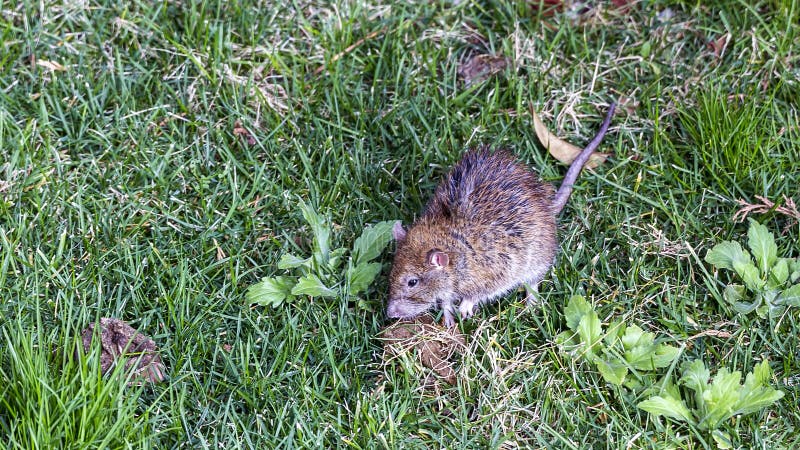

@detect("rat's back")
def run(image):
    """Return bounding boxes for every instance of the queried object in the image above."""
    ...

[424,147,554,227]
[420,147,558,296]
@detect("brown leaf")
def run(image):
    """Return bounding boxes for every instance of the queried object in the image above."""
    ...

[708,33,731,58]
[233,120,256,145]
[457,54,510,86]
[531,107,608,168]
[75,318,166,384]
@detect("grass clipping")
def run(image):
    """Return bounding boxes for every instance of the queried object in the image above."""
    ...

[75,318,166,385]
[380,315,465,386]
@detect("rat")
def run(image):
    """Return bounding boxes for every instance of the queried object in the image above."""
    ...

[386,103,616,327]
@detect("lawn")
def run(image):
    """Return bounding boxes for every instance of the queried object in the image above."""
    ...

[1,0,799,448]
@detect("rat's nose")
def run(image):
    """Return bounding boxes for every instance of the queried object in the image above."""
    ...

[386,301,402,319]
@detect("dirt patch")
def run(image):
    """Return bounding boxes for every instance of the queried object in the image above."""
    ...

[379,315,466,386]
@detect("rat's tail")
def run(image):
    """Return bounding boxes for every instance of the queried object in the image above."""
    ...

[552,102,616,215]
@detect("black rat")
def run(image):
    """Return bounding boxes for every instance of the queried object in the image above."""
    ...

[386,103,616,327]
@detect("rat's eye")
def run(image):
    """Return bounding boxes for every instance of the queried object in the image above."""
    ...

[407,278,419,287]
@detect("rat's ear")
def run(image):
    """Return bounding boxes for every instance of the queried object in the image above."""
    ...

[427,250,449,269]
[392,221,407,242]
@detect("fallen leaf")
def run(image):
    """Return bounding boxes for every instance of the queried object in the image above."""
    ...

[531,106,609,168]
[36,60,67,72]
[457,54,511,86]
[75,318,166,384]
[233,119,256,145]
[708,33,731,58]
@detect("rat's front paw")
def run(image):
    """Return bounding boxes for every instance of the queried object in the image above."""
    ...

[459,300,477,319]
[443,309,456,328]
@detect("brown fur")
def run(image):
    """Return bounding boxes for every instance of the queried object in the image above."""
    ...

[387,104,615,327]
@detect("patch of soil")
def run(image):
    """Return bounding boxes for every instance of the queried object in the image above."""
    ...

[379,315,466,386]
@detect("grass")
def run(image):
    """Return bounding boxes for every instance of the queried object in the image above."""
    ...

[1,0,799,448]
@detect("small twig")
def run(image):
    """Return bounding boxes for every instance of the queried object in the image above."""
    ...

[312,27,387,76]
[732,195,800,224]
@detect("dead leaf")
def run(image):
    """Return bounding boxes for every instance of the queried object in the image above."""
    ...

[708,33,731,58]
[213,238,226,260]
[75,318,166,384]
[688,329,734,340]
[457,54,511,86]
[233,120,256,145]
[379,315,465,386]
[36,60,67,72]
[531,107,609,168]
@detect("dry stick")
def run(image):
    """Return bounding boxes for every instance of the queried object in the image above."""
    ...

[312,27,388,76]
[733,195,800,223]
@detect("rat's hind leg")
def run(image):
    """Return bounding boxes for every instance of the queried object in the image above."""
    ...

[523,282,541,307]
[522,267,548,307]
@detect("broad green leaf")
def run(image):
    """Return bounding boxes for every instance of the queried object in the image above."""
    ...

[733,260,765,292]
[298,200,331,266]
[750,360,772,385]
[604,320,626,347]
[768,258,790,288]
[705,241,751,271]
[701,368,741,429]
[638,396,693,422]
[620,324,653,351]
[648,344,681,369]
[736,361,784,416]
[681,359,711,408]
[347,262,383,295]
[352,221,396,265]
[747,219,778,276]
[636,344,680,370]
[577,310,603,355]
[278,253,310,270]
[291,274,337,298]
[756,303,769,319]
[779,284,800,307]
[555,331,581,353]
[564,295,593,331]
[327,247,348,271]
[712,430,734,449]
[734,385,783,416]
[762,291,786,318]
[246,276,295,307]
[724,285,760,314]
[790,258,800,283]
[663,381,683,402]
[625,342,680,371]
[723,284,746,304]
[596,358,628,385]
